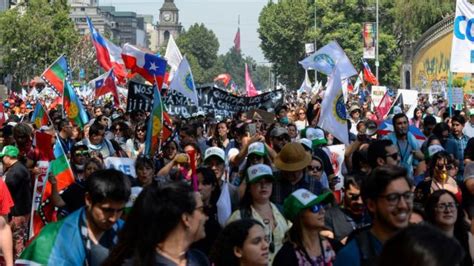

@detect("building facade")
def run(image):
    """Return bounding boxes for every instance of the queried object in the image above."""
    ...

[157,0,182,48]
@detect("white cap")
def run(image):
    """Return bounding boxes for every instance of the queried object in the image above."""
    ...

[204,147,225,162]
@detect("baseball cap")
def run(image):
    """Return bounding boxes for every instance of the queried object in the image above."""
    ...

[270,127,289,137]
[428,144,445,158]
[305,127,327,147]
[247,142,266,157]
[0,145,19,158]
[297,138,313,151]
[247,164,274,184]
[469,109,474,116]
[283,188,334,221]
[204,147,225,163]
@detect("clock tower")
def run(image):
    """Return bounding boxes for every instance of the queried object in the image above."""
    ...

[157,0,182,48]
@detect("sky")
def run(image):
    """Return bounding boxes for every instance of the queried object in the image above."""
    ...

[99,0,268,64]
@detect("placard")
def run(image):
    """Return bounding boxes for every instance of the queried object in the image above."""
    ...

[104,157,137,177]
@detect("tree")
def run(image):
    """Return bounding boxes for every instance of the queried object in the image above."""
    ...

[176,23,219,70]
[0,0,80,85]
[258,0,312,89]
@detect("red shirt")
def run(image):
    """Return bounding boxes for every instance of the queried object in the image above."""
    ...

[0,178,14,216]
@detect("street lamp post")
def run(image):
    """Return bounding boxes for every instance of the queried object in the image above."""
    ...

[314,0,317,82]
[375,0,379,80]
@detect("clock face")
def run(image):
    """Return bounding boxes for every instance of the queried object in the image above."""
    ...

[163,12,171,22]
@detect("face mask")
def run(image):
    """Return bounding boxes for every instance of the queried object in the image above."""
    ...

[279,117,289,125]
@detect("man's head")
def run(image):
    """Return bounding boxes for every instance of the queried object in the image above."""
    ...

[432,122,450,145]
[13,122,32,150]
[85,169,131,231]
[422,115,437,137]
[361,165,413,232]
[58,119,73,138]
[93,106,103,118]
[275,105,289,125]
[349,105,361,120]
[204,147,226,179]
[71,143,89,170]
[367,139,400,168]
[275,143,311,184]
[88,123,106,145]
[343,177,364,217]
[179,124,197,148]
[392,114,409,137]
[0,145,19,168]
[270,127,290,153]
[451,115,466,137]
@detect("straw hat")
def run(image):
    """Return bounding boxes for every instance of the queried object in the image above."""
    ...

[274,142,311,172]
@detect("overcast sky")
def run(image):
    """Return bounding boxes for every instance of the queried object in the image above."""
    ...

[99,0,268,64]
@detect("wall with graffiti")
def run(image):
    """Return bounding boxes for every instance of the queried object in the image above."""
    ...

[412,31,473,94]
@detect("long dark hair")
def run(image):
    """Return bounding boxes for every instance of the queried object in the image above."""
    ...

[210,219,264,266]
[103,182,197,266]
[425,190,472,265]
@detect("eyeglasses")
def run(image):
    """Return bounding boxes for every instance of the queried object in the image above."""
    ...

[74,150,89,157]
[254,119,262,123]
[137,128,146,133]
[379,191,414,206]
[446,164,455,171]
[435,202,457,212]
[385,152,399,161]
[310,204,328,214]
[436,164,447,170]
[308,165,322,172]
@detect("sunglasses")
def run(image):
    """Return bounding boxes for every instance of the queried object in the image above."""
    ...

[348,193,361,201]
[137,128,146,133]
[74,150,89,156]
[254,119,263,123]
[308,165,322,172]
[309,204,327,214]
[385,152,399,161]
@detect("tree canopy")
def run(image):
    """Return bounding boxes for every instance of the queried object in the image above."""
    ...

[0,0,80,83]
[258,0,454,88]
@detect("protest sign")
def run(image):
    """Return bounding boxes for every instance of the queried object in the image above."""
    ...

[104,157,137,177]
[450,0,474,73]
[163,85,284,118]
[448,87,464,105]
[397,89,418,107]
[324,145,346,191]
[126,81,154,113]
[371,86,386,108]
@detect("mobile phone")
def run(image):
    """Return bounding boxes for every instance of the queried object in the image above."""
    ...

[248,123,257,136]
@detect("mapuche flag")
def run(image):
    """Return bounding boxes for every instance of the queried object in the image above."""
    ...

[41,55,70,96]
[145,86,163,156]
[64,81,89,129]
[30,102,49,129]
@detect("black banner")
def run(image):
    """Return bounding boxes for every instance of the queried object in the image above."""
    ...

[126,81,154,113]
[126,82,284,117]
[163,86,284,118]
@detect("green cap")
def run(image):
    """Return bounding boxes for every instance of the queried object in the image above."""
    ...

[247,142,266,157]
[247,164,274,184]
[283,188,334,221]
[0,145,19,158]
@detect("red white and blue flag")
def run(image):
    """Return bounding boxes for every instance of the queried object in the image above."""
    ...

[89,69,120,107]
[361,58,379,85]
[122,43,167,89]
[87,17,127,84]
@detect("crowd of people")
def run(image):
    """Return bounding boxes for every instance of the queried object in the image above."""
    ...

[0,87,473,266]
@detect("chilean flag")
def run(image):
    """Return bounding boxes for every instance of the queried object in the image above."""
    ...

[89,69,120,107]
[122,43,167,89]
[87,17,127,84]
[361,58,379,85]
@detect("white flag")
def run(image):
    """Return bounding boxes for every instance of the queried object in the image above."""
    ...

[169,56,199,106]
[299,41,358,79]
[318,67,349,145]
[298,70,312,94]
[164,35,183,81]
[450,0,474,73]
[216,181,232,227]
[353,71,363,95]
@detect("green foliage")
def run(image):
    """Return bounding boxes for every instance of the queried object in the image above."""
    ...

[176,23,219,70]
[453,77,466,88]
[257,0,453,88]
[0,0,80,84]
[258,0,312,89]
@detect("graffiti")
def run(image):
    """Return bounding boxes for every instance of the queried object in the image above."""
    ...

[422,52,450,77]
